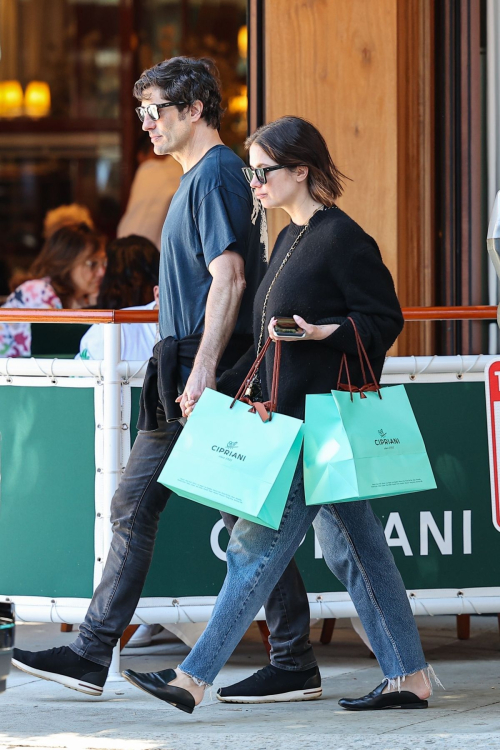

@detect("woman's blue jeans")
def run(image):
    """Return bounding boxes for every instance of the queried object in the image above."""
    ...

[180,461,427,685]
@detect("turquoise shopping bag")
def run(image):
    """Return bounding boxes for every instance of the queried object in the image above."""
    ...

[304,387,437,505]
[304,317,436,505]
[158,340,303,529]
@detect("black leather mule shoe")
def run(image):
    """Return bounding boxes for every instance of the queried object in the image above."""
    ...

[122,667,195,714]
[338,680,428,711]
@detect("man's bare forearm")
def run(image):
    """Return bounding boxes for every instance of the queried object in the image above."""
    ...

[178,251,246,417]
[194,272,246,373]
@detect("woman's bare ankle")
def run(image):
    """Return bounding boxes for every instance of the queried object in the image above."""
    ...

[382,670,431,700]
[171,668,206,706]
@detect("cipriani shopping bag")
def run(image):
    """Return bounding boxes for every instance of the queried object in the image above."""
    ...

[158,339,303,529]
[304,319,436,505]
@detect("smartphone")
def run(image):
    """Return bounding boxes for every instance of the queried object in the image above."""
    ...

[274,316,306,338]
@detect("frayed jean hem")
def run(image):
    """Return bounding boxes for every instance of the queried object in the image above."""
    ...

[384,664,444,694]
[177,665,212,689]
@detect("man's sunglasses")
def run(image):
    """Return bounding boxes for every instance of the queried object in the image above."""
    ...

[135,101,187,123]
[242,165,302,185]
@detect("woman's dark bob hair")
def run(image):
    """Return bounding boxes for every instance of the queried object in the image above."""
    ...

[245,116,347,207]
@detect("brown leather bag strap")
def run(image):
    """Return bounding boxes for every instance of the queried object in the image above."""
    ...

[337,352,352,391]
[353,326,368,385]
[336,352,355,402]
[268,339,282,421]
[347,317,381,396]
[336,318,382,399]
[231,337,272,405]
[230,337,282,421]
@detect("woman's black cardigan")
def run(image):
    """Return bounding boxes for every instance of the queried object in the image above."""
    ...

[218,207,404,420]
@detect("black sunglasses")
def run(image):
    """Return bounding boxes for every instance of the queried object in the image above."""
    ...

[135,101,187,123]
[241,165,290,185]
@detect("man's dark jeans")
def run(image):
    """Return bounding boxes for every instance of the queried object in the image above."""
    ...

[70,402,316,671]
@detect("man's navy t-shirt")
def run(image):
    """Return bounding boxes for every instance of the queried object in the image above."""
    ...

[159,144,267,341]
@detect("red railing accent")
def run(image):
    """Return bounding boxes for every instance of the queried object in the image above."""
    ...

[0,306,497,324]
[0,309,158,323]
[402,306,497,321]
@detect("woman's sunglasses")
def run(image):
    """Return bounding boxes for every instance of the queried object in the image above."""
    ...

[241,165,289,185]
[135,101,187,123]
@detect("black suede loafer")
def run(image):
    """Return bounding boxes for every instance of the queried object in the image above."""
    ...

[338,680,428,711]
[122,667,195,714]
[217,664,322,703]
[12,646,107,696]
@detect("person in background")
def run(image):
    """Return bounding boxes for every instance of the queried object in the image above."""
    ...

[0,223,105,358]
[77,235,160,362]
[0,257,10,301]
[44,204,95,238]
[7,204,96,295]
[117,132,183,249]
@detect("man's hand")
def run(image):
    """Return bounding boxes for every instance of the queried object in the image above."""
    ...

[176,364,217,417]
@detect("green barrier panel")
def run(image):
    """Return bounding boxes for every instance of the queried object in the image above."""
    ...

[0,381,497,602]
[30,323,91,358]
[0,386,95,598]
[135,382,500,597]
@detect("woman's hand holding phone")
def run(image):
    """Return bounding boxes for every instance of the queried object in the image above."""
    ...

[268,315,340,342]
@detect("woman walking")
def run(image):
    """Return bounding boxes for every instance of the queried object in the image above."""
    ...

[124,116,439,713]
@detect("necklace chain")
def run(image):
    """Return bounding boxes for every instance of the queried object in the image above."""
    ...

[245,205,329,398]
[256,204,331,356]
[255,223,308,358]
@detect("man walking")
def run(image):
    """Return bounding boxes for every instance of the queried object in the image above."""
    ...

[13,57,322,704]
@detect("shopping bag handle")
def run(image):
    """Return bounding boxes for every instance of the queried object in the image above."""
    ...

[230,337,282,422]
[337,317,382,401]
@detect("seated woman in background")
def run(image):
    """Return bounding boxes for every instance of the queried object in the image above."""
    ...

[0,223,105,358]
[77,235,160,362]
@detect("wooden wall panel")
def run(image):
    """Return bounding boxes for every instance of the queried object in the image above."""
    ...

[434,0,482,355]
[261,0,437,355]
[396,0,436,355]
[264,0,399,281]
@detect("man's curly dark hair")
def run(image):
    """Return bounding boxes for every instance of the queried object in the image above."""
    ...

[133,57,225,131]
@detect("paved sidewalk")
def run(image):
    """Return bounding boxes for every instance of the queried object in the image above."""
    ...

[1,616,499,750]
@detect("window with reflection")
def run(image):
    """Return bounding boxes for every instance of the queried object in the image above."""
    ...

[0,0,248,289]
[136,0,247,154]
[0,0,121,119]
